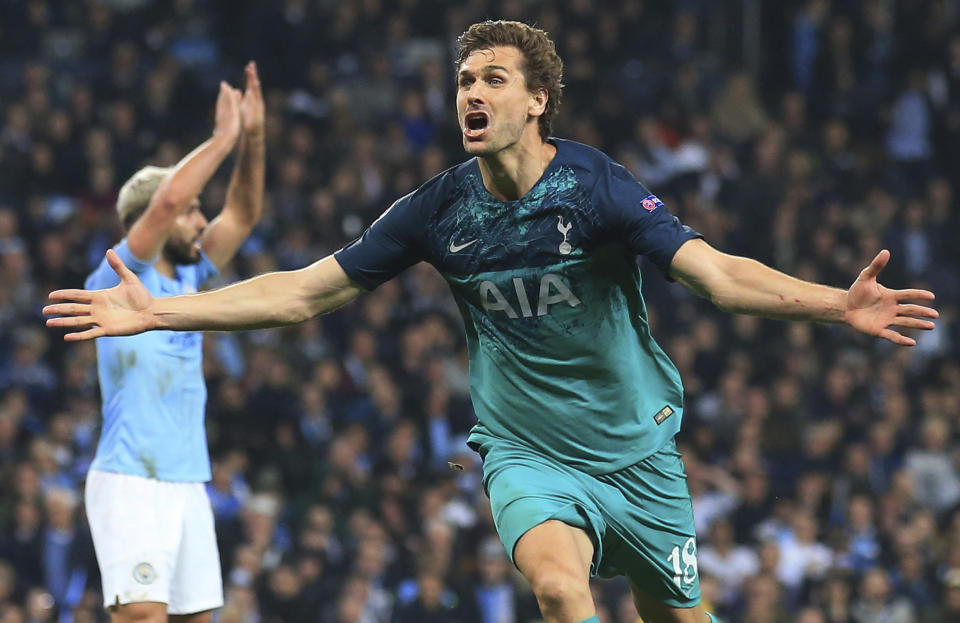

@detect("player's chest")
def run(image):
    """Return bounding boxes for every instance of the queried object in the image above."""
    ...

[146,272,198,298]
[144,276,202,351]
[428,190,602,276]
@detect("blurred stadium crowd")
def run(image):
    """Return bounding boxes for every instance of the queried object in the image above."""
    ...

[1,0,959,622]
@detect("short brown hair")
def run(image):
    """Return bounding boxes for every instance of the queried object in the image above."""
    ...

[455,20,564,140]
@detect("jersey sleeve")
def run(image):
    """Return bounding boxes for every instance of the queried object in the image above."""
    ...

[84,238,155,289]
[596,161,702,276]
[334,191,428,290]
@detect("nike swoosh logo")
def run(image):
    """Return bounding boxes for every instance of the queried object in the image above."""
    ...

[449,239,478,253]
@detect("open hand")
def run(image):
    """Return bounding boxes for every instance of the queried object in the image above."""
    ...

[213,80,242,142]
[240,61,264,138]
[44,250,156,341]
[845,250,938,346]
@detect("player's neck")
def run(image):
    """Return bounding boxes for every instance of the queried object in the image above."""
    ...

[154,254,176,279]
[478,134,556,201]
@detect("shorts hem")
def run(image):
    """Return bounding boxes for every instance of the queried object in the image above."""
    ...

[500,498,603,576]
[659,595,701,609]
[102,597,224,615]
[103,595,168,610]
[501,499,573,565]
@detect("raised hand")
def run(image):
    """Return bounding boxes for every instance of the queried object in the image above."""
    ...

[213,80,242,142]
[239,61,264,138]
[844,250,938,346]
[44,250,156,341]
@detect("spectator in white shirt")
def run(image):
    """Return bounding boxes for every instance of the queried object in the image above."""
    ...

[698,518,759,608]
[776,512,833,593]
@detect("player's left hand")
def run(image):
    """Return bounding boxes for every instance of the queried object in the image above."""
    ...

[239,61,264,138]
[844,249,938,346]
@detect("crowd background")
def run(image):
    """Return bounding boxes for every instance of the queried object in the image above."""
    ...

[1,0,959,622]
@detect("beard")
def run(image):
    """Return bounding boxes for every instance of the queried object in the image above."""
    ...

[462,116,526,156]
[162,237,201,266]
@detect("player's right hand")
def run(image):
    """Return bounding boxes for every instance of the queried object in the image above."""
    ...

[239,61,264,138]
[44,250,156,341]
[213,81,242,143]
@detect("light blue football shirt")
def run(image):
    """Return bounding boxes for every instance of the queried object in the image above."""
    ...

[85,239,218,481]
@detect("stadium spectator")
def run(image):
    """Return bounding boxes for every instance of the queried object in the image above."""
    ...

[697,519,758,610]
[0,1,955,621]
[850,567,915,623]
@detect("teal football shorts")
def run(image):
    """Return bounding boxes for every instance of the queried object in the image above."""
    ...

[480,436,701,608]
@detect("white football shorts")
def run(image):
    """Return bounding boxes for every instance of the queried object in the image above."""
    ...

[85,469,224,614]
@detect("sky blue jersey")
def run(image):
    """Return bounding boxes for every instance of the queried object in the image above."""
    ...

[86,239,218,481]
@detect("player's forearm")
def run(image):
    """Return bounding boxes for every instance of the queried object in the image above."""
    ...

[223,133,265,227]
[128,133,239,261]
[150,257,359,332]
[158,133,237,209]
[708,255,847,323]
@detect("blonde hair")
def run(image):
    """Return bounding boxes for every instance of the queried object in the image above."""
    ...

[116,165,173,229]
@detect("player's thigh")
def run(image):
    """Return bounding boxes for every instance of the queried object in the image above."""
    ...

[481,441,605,572]
[514,519,595,585]
[108,600,167,623]
[630,580,709,623]
[86,470,182,610]
[167,483,223,616]
[597,439,702,609]
[515,520,597,622]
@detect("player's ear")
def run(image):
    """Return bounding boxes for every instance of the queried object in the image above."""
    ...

[529,88,548,117]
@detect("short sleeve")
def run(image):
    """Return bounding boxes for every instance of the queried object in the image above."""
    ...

[334,191,428,290]
[597,161,701,276]
[85,238,155,289]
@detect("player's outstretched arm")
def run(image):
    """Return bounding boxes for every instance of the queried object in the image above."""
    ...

[668,239,938,346]
[44,250,363,341]
[128,81,242,261]
[202,61,266,269]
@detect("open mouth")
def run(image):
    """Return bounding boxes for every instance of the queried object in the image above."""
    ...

[464,111,489,138]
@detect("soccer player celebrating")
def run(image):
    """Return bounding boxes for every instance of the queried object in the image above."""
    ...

[75,63,264,623]
[47,24,935,623]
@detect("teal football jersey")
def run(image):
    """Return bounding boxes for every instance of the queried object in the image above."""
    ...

[335,139,701,474]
